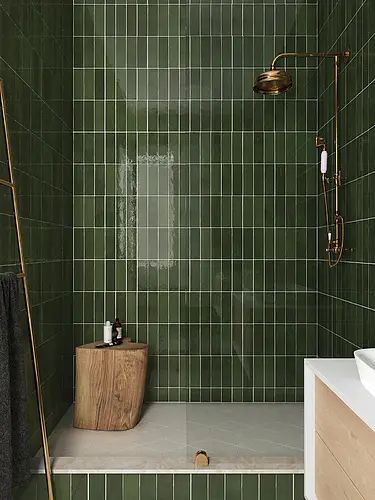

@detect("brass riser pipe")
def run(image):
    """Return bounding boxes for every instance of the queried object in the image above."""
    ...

[268,50,349,267]
[334,56,340,255]
[0,81,54,499]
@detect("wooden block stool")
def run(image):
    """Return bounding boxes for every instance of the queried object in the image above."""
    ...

[74,341,148,431]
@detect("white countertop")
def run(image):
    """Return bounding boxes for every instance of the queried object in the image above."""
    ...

[305,358,375,432]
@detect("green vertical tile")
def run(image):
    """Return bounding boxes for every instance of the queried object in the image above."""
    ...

[276,474,293,500]
[260,475,276,500]
[88,475,105,500]
[140,475,156,500]
[174,475,190,500]
[55,475,71,500]
[124,475,139,500]
[107,475,122,499]
[192,475,207,500]
[242,475,259,498]
[2,0,74,443]
[208,475,224,500]
[225,474,241,500]
[293,475,304,500]
[69,0,328,402]
[157,475,173,500]
[72,475,87,500]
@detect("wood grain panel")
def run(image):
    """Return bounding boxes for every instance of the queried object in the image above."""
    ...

[316,378,375,499]
[74,341,148,431]
[315,433,364,500]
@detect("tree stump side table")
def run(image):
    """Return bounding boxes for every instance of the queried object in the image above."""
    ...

[74,341,149,431]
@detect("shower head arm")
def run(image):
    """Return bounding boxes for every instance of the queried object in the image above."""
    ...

[270,50,350,70]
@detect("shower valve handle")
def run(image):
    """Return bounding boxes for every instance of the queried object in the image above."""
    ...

[324,173,345,185]
[315,136,326,149]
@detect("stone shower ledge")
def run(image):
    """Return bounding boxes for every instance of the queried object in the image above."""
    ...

[33,403,304,474]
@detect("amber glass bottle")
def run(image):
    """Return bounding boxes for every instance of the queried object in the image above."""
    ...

[113,318,122,340]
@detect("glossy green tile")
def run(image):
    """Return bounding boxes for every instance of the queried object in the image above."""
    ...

[293,475,304,500]
[0,0,73,462]
[72,0,321,402]
[192,475,207,500]
[209,474,224,500]
[72,475,88,500]
[275,474,293,500]
[88,475,105,500]
[140,474,156,500]
[123,474,139,499]
[225,474,241,500]
[242,475,258,497]
[317,0,375,361]
[157,475,173,500]
[173,475,190,500]
[260,474,276,500]
[107,475,122,499]
[54,475,71,500]
[23,473,307,500]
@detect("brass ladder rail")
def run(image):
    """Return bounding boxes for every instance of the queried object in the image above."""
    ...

[0,80,54,499]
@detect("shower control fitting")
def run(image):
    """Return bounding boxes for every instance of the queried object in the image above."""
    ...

[255,51,351,268]
[326,238,341,255]
[315,136,326,149]
[335,171,344,185]
[327,240,354,254]
[325,172,345,185]
[324,172,344,185]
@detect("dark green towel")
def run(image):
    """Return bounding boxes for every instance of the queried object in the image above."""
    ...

[0,273,30,499]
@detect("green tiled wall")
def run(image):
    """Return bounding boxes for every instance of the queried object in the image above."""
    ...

[14,473,304,500]
[73,1,319,402]
[0,0,73,452]
[317,0,375,355]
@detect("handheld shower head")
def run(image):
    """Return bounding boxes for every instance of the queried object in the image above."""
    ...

[253,69,293,95]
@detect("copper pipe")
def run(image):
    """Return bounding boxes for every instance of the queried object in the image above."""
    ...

[334,55,340,245]
[271,50,350,69]
[0,178,14,188]
[326,55,345,268]
[269,50,349,266]
[0,81,54,499]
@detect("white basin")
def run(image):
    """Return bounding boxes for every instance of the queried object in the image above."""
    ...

[354,349,375,398]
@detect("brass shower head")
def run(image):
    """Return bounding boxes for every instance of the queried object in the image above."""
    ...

[253,69,293,95]
[253,51,350,96]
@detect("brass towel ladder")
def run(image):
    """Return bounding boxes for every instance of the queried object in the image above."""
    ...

[0,81,54,499]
